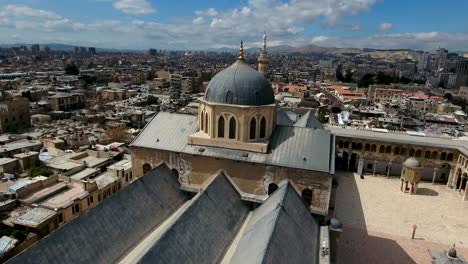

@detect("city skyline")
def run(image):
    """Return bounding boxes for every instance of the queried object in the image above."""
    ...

[0,0,467,51]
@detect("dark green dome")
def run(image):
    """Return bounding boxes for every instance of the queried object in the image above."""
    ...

[204,59,274,106]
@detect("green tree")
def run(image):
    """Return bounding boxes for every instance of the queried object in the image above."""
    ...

[336,65,345,82]
[65,63,79,75]
[358,73,375,88]
[444,93,453,101]
[344,69,353,83]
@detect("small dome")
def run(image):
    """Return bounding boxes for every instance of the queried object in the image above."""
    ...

[329,218,343,231]
[403,157,421,168]
[448,247,457,258]
[204,59,274,106]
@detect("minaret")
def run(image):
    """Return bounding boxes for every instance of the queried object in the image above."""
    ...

[258,32,269,75]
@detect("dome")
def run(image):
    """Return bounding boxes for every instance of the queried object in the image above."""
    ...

[329,218,343,232]
[204,59,274,106]
[448,247,457,258]
[403,157,421,168]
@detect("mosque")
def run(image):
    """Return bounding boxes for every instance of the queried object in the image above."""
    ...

[130,35,336,216]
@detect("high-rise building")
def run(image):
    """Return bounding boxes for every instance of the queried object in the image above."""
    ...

[148,48,157,56]
[455,57,468,88]
[30,44,40,54]
[258,32,269,75]
[88,47,96,54]
[434,47,448,71]
[74,46,80,54]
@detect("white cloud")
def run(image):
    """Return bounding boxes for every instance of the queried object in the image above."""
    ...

[1,5,62,19]
[0,2,466,52]
[193,17,205,25]
[113,0,155,15]
[379,22,393,31]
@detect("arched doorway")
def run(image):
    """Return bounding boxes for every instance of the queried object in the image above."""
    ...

[268,183,278,195]
[302,188,313,206]
[335,151,349,171]
[171,168,179,177]
[142,163,152,174]
[349,153,359,172]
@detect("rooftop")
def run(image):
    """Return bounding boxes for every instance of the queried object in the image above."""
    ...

[131,112,334,173]
[12,207,56,228]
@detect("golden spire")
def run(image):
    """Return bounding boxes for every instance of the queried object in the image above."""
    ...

[238,40,245,60]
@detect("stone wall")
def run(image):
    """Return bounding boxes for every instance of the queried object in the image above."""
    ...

[131,146,332,214]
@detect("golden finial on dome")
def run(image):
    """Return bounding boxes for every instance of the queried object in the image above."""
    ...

[238,40,244,60]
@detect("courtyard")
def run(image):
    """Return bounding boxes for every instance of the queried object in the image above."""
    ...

[334,172,468,263]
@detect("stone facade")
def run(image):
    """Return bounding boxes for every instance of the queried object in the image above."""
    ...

[131,146,332,214]
[189,99,276,153]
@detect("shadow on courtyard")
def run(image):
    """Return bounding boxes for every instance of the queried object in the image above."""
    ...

[333,172,416,264]
[416,187,439,196]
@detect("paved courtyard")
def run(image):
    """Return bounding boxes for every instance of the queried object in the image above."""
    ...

[334,172,468,263]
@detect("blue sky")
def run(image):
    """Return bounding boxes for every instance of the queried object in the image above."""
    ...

[0,0,467,51]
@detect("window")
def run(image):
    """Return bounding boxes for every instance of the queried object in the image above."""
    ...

[58,213,63,223]
[441,152,447,160]
[394,147,400,155]
[268,183,278,195]
[225,91,233,104]
[367,163,373,170]
[98,194,101,202]
[400,148,406,155]
[379,146,385,153]
[249,118,256,140]
[365,144,370,151]
[201,111,205,131]
[260,117,266,138]
[205,112,208,133]
[302,188,313,205]
[218,116,225,138]
[431,151,438,159]
[447,153,454,161]
[90,195,93,203]
[72,204,79,215]
[229,117,236,139]
[143,163,152,174]
[386,146,392,154]
[425,151,431,159]
[415,149,422,157]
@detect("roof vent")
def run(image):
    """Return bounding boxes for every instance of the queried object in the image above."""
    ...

[241,152,249,158]
[303,157,307,161]
[156,138,159,142]
[198,148,205,152]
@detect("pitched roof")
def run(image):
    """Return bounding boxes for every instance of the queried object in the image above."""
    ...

[136,172,250,263]
[276,108,294,126]
[8,163,188,264]
[229,181,320,264]
[10,168,322,264]
[294,110,324,130]
[130,112,334,173]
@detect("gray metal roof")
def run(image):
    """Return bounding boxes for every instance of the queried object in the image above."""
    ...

[229,181,320,264]
[130,112,334,173]
[294,110,324,130]
[276,108,294,126]
[205,59,275,106]
[138,172,250,264]
[328,126,468,156]
[8,164,188,264]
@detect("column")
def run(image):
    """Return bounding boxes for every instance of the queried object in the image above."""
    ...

[400,179,404,192]
[386,162,392,178]
[447,168,455,188]
[357,158,364,176]
[432,168,438,184]
[373,160,377,175]
[347,157,351,172]
[464,184,468,201]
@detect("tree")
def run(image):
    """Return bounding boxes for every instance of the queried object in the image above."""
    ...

[444,93,453,101]
[336,65,345,82]
[65,63,79,75]
[358,73,375,88]
[344,69,353,83]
